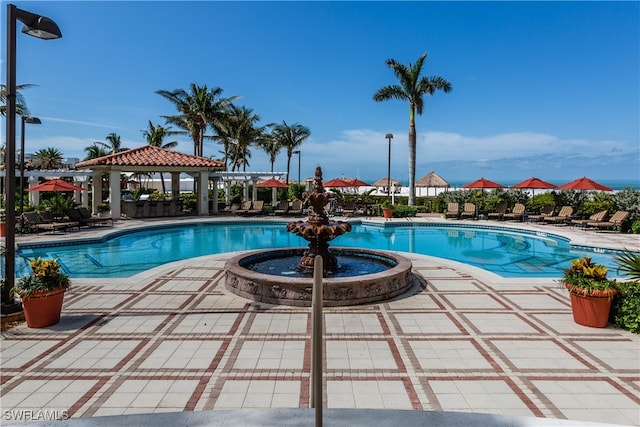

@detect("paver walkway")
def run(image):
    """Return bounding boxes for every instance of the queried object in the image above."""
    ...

[1,217,639,426]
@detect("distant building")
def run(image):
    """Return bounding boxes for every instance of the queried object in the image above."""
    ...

[64,158,80,169]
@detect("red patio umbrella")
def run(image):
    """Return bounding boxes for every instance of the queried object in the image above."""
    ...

[28,179,85,192]
[462,177,504,189]
[255,178,289,188]
[344,178,370,187]
[558,177,613,192]
[324,178,352,188]
[511,176,557,198]
[462,178,504,211]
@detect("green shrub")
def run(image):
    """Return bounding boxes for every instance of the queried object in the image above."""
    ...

[393,205,417,218]
[631,220,640,234]
[610,280,640,334]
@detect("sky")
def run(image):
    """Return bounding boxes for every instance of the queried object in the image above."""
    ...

[1,0,639,186]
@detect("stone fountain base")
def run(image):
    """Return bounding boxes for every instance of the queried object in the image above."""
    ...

[224,247,413,307]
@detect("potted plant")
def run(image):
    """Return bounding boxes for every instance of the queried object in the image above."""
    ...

[96,202,111,217]
[381,201,394,219]
[13,258,70,328]
[561,256,617,328]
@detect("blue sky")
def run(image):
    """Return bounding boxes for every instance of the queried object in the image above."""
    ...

[2,1,638,185]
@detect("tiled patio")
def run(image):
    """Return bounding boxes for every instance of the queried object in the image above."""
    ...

[1,218,639,426]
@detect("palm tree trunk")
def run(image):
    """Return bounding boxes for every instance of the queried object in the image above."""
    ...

[408,105,417,206]
[286,154,292,185]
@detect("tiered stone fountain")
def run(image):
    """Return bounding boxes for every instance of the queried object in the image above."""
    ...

[225,166,413,306]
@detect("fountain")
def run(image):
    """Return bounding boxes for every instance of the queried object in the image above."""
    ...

[225,166,413,306]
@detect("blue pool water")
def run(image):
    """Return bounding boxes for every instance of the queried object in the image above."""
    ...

[15,222,625,279]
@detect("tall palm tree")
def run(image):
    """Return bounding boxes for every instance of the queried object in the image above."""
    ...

[83,143,109,161]
[93,132,129,155]
[0,83,35,117]
[223,105,266,172]
[156,83,238,158]
[373,53,452,206]
[141,120,178,193]
[32,147,64,169]
[271,121,311,184]
[258,126,281,172]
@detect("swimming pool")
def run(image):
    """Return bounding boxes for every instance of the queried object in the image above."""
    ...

[15,221,624,278]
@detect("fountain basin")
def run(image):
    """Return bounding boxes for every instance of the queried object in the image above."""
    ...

[225,247,413,307]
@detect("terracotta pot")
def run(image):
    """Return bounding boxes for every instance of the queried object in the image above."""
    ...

[383,208,394,219]
[21,288,66,328]
[566,284,616,328]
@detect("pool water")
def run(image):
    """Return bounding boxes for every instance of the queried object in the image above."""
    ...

[15,222,624,279]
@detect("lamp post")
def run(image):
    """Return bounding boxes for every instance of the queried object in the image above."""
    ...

[3,4,61,312]
[19,116,41,221]
[385,133,393,199]
[292,150,301,184]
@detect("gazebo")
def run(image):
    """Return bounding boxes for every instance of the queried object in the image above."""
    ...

[416,171,450,197]
[75,145,225,217]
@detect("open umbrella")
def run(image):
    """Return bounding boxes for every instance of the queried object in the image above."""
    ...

[256,178,289,203]
[511,176,557,198]
[344,178,370,187]
[28,179,84,192]
[462,178,504,211]
[558,177,613,192]
[324,178,352,188]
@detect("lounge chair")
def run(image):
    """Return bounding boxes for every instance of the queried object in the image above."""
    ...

[445,202,459,219]
[247,200,264,215]
[503,203,526,221]
[273,200,289,216]
[527,204,555,222]
[288,200,304,216]
[341,201,356,217]
[542,206,574,225]
[571,210,608,228]
[586,210,629,231]
[460,203,477,219]
[22,211,79,234]
[487,202,507,221]
[235,201,252,215]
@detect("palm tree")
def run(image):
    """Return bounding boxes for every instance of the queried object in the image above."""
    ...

[270,121,311,184]
[257,126,281,172]
[156,83,238,158]
[0,83,35,117]
[32,147,64,170]
[83,143,109,161]
[373,53,452,205]
[141,120,178,193]
[223,105,267,172]
[95,132,129,154]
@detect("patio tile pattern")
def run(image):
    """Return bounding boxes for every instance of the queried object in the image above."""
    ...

[3,217,640,425]
[2,250,639,426]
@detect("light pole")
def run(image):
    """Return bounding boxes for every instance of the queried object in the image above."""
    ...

[3,4,61,312]
[385,134,393,199]
[293,150,301,184]
[19,116,41,221]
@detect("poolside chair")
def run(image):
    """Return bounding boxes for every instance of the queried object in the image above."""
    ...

[460,203,477,219]
[247,200,264,215]
[273,200,289,216]
[22,211,79,234]
[487,202,507,221]
[341,200,356,217]
[586,210,629,231]
[235,201,252,215]
[503,203,526,221]
[445,202,459,219]
[571,209,608,228]
[542,206,574,225]
[288,200,304,216]
[78,207,113,226]
[527,204,555,222]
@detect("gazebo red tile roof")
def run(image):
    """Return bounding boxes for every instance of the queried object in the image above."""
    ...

[75,145,224,170]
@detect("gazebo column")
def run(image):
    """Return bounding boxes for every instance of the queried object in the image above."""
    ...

[198,171,209,215]
[80,181,89,208]
[109,170,121,218]
[211,177,219,214]
[28,176,39,207]
[225,181,231,204]
[92,172,102,215]
[243,180,249,202]
[251,177,258,202]
[171,172,180,200]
